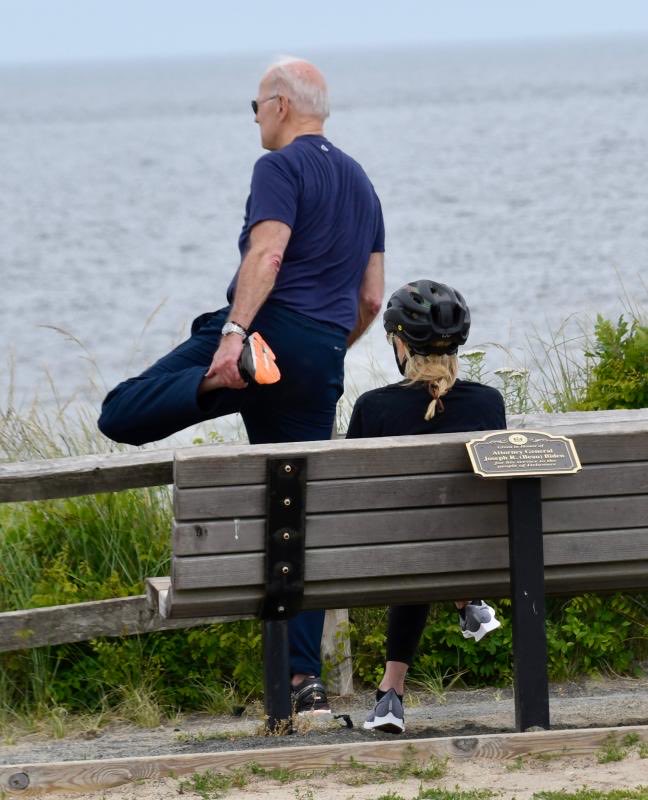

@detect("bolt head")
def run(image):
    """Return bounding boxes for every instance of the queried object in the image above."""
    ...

[9,773,30,790]
[284,464,292,473]
[283,498,291,507]
[281,565,290,574]
[282,531,290,540]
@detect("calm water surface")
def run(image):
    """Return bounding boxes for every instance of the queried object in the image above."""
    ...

[1,37,647,440]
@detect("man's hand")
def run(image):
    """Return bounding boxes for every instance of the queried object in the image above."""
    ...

[204,334,247,390]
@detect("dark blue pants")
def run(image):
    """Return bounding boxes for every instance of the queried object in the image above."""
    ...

[99,301,347,678]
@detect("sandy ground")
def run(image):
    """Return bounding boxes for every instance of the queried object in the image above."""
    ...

[3,676,648,798]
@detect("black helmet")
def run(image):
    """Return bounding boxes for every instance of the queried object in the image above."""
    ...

[383,280,470,355]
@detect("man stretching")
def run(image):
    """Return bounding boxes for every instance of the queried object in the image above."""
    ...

[98,57,385,715]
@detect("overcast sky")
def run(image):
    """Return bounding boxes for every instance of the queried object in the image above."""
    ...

[2,0,648,64]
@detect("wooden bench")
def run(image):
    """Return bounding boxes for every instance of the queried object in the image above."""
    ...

[147,408,648,733]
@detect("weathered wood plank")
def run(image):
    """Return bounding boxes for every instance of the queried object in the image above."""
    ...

[173,505,508,555]
[543,494,648,531]
[0,595,232,654]
[173,552,264,588]
[166,560,648,617]
[173,494,648,556]
[174,461,648,521]
[174,420,648,489]
[1,725,646,796]
[174,431,484,488]
[0,449,174,504]
[171,527,648,591]
[542,462,648,498]
[173,474,502,520]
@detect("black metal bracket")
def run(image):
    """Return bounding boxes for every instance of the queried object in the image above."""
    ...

[260,456,307,620]
[507,476,550,732]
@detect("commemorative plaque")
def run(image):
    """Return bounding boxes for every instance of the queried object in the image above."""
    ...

[466,430,581,478]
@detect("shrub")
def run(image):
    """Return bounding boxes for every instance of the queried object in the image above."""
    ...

[569,315,648,411]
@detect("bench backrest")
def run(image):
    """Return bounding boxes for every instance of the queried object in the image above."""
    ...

[167,410,648,619]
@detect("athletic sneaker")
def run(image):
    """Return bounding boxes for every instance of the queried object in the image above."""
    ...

[363,688,405,734]
[459,600,501,642]
[238,331,281,385]
[291,677,331,716]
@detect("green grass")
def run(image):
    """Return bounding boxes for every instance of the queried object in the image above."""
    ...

[534,790,648,800]
[416,790,494,800]
[174,753,444,800]
[597,734,629,764]
[342,750,447,787]
[178,768,245,799]
[595,732,648,763]
[505,755,525,771]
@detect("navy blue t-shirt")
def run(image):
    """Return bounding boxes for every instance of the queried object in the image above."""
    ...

[346,380,506,439]
[228,134,385,333]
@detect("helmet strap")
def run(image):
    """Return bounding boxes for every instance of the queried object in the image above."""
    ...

[392,340,408,376]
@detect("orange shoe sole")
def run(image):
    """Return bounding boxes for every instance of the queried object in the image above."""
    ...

[238,331,281,385]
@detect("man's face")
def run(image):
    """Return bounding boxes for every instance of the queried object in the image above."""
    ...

[254,78,281,150]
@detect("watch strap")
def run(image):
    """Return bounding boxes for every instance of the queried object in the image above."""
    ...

[221,321,248,338]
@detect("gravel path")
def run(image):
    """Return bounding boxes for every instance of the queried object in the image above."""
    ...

[2,675,648,766]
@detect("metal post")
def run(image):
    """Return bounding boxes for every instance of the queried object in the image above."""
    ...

[507,476,550,731]
[262,619,292,734]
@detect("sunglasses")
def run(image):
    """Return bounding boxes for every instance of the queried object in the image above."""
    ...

[251,95,279,115]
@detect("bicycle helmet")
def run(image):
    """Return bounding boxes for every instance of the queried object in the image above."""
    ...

[383,280,470,356]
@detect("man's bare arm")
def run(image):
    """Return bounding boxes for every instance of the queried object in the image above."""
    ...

[347,252,385,347]
[201,220,291,390]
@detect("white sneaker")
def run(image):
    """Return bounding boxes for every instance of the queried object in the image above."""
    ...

[363,688,405,734]
[460,600,501,642]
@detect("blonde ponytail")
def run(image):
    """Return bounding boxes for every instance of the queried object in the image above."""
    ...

[390,335,458,420]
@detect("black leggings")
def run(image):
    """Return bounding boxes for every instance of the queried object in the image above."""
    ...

[386,603,431,666]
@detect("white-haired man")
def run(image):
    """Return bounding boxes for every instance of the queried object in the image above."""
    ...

[98,58,385,714]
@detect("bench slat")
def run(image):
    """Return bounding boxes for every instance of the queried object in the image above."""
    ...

[165,560,648,617]
[174,473,502,520]
[174,462,648,521]
[172,527,648,590]
[173,504,508,555]
[173,494,648,556]
[544,494,648,531]
[173,424,648,489]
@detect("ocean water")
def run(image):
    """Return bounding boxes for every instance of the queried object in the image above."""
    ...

[1,36,647,435]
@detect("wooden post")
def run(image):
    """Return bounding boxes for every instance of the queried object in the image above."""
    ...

[507,477,550,731]
[322,608,354,696]
[326,421,354,696]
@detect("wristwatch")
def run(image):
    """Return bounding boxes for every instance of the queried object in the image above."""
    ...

[221,321,248,338]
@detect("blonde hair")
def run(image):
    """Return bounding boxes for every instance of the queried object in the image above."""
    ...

[389,334,459,420]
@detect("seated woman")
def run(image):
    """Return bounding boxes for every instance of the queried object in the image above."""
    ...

[346,280,506,734]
